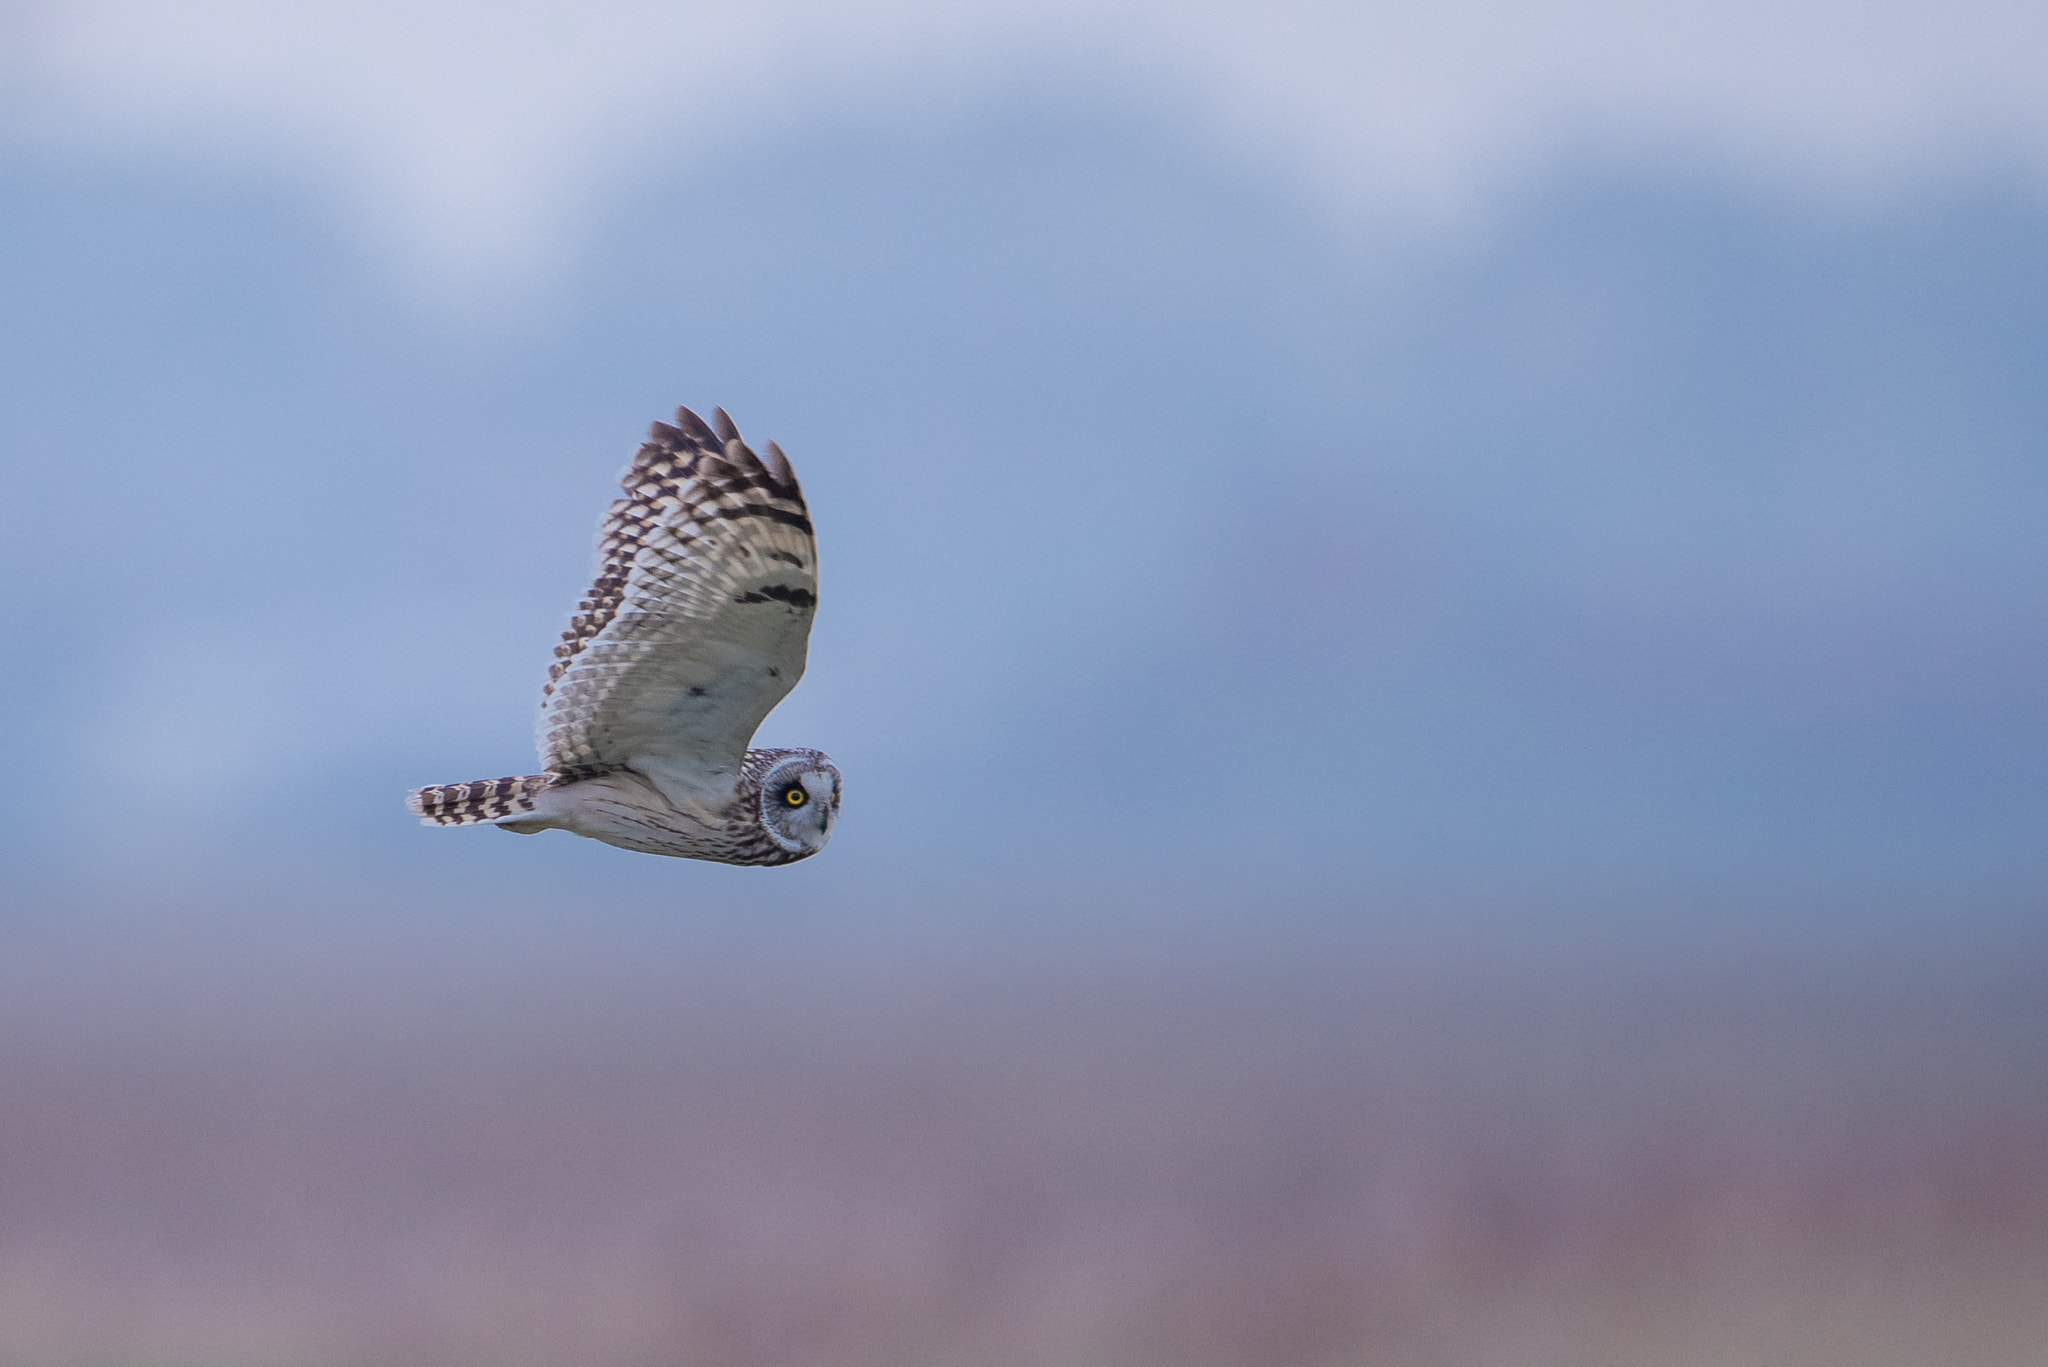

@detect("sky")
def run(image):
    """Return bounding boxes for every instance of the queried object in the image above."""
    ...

[3,7,2048,1361]
[2,0,2046,931]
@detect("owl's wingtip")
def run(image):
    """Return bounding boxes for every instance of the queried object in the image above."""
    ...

[672,406,718,443]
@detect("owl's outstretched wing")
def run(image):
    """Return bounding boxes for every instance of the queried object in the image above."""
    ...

[538,407,817,799]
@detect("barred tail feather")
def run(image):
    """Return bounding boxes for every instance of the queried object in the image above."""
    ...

[407,774,553,827]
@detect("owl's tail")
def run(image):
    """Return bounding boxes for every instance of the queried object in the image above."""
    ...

[407,774,553,828]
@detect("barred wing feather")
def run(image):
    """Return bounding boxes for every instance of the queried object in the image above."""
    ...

[539,407,817,799]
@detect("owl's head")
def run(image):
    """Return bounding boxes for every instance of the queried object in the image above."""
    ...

[755,749,842,859]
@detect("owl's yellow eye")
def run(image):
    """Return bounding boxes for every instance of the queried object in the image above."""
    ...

[783,786,808,807]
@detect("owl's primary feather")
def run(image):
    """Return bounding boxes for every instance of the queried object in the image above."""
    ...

[406,406,841,865]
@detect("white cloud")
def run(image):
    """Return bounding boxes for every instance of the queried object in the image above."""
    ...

[9,0,2047,302]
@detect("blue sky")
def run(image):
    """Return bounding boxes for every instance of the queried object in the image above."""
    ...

[3,3,2045,933]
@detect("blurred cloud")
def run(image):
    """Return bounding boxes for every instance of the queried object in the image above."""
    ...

[8,0,2048,301]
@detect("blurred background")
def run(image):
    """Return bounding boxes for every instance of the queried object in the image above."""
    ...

[2,1,2046,1362]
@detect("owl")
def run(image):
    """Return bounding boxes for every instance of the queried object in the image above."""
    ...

[407,406,841,864]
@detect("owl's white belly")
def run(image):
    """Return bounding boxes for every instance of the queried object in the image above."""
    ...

[526,769,738,859]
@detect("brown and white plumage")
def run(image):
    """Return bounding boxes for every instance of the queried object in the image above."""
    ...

[407,407,841,865]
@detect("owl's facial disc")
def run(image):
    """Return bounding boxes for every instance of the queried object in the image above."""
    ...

[759,757,841,855]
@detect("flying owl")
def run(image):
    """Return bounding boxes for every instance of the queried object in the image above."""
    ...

[407,406,841,864]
